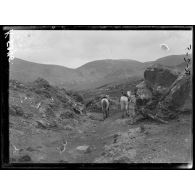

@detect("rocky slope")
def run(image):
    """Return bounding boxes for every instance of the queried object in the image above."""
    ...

[9,78,87,162]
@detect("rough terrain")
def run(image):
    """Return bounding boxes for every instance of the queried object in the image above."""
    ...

[9,75,192,163]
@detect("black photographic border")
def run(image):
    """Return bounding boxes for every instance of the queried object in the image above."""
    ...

[0,25,194,170]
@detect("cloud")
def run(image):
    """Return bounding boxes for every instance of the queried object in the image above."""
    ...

[160,43,169,51]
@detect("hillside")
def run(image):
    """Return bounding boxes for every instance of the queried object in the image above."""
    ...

[10,55,188,90]
[154,54,187,67]
[9,78,90,162]
[76,59,146,89]
[10,58,78,88]
[10,58,146,90]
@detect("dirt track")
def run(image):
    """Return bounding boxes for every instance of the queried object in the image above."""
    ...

[10,107,192,163]
[56,111,192,163]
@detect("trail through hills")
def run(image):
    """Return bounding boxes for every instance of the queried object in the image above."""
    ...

[9,78,192,163]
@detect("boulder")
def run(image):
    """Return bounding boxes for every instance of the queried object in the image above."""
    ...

[155,73,191,120]
[36,119,57,129]
[136,81,152,100]
[76,145,91,153]
[36,120,48,129]
[135,64,192,122]
[144,64,178,93]
[160,73,191,109]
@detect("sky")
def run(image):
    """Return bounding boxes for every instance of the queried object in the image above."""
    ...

[10,30,192,68]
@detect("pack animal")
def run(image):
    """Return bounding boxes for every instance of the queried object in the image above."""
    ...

[101,98,110,120]
[120,95,129,118]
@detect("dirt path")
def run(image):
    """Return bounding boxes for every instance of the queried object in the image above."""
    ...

[64,111,124,163]
[10,109,192,164]
[64,111,192,163]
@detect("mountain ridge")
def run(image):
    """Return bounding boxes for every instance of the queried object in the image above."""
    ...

[10,54,187,90]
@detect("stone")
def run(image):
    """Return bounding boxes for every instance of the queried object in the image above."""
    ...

[158,73,191,110]
[135,64,192,122]
[136,81,152,100]
[144,63,178,91]
[36,120,48,129]
[36,119,57,129]
[76,145,91,153]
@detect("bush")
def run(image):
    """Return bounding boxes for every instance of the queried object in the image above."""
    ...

[33,78,50,89]
[67,90,84,103]
[60,110,75,119]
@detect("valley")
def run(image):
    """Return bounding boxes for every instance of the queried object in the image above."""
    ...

[9,54,192,164]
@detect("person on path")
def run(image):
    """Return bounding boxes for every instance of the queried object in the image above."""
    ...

[127,90,136,123]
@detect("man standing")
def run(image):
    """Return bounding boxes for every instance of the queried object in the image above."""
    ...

[128,91,136,124]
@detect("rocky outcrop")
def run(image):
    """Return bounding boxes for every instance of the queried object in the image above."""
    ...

[9,78,87,162]
[144,64,178,92]
[155,73,192,120]
[135,64,192,122]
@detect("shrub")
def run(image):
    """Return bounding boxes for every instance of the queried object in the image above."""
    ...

[67,90,84,103]
[60,110,75,119]
[33,78,50,89]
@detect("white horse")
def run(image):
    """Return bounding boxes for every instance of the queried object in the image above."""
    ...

[120,95,129,118]
[101,97,110,120]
